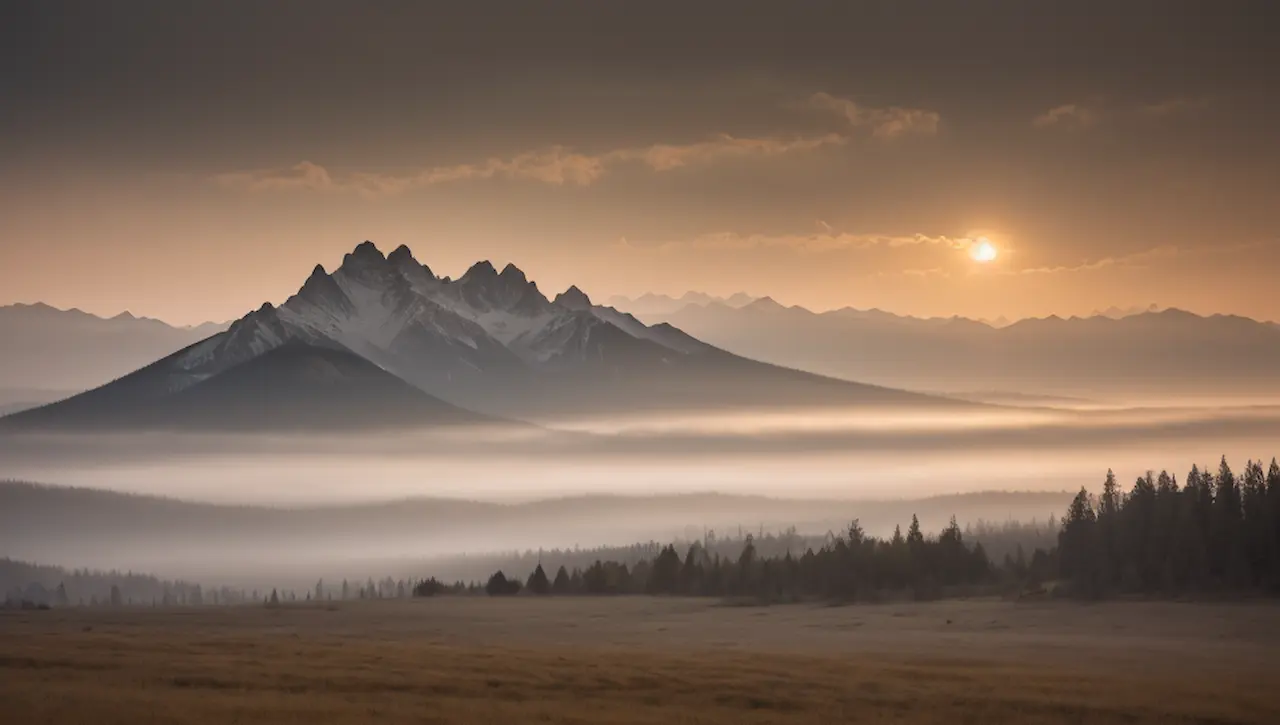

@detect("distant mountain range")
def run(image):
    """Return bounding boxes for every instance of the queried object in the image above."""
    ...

[0,303,228,413]
[1092,303,1163,320]
[606,291,758,316]
[1,242,952,431]
[634,298,1280,400]
[0,303,225,394]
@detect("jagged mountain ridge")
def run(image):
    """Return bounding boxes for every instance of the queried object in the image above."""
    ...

[4,241,957,428]
[187,242,958,417]
[201,242,692,387]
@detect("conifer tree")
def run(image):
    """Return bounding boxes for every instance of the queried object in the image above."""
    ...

[526,564,550,595]
[551,565,571,594]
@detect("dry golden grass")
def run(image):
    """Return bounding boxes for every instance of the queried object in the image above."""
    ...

[2,598,1278,724]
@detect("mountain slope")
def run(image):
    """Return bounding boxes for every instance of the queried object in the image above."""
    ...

[0,341,497,431]
[0,302,226,393]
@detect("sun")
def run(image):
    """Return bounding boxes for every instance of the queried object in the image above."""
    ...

[969,238,998,263]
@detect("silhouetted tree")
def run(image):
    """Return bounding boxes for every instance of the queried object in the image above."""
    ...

[550,565,571,594]
[526,564,550,595]
[485,571,521,596]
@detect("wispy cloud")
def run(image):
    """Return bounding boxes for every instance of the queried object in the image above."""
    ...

[214,133,846,197]
[884,267,952,279]
[1033,97,1204,131]
[1032,104,1100,130]
[630,133,846,170]
[215,91,938,196]
[624,225,979,255]
[1007,246,1186,275]
[1138,97,1207,117]
[213,161,341,193]
[1008,241,1261,275]
[808,92,941,138]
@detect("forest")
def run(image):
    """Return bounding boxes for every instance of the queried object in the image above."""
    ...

[428,457,1280,602]
[6,457,1279,608]
[1057,458,1280,597]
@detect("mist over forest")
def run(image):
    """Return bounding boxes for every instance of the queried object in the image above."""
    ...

[6,393,1280,590]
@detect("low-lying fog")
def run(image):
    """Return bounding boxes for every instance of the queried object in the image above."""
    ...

[4,403,1280,505]
[6,401,1280,588]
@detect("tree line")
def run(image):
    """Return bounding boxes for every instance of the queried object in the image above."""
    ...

[11,457,1276,608]
[424,514,995,602]
[423,457,1280,602]
[409,517,1060,588]
[1057,457,1280,597]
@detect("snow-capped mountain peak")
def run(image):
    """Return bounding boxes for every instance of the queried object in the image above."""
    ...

[161,241,714,399]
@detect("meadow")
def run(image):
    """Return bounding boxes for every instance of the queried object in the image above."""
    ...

[3,597,1278,724]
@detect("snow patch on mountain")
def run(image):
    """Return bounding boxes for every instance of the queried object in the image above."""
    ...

[163,242,709,393]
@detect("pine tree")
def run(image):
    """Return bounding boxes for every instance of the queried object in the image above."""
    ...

[737,535,758,596]
[551,565,571,594]
[1212,456,1248,585]
[1269,459,1280,591]
[526,564,550,595]
[647,545,681,594]
[906,515,924,548]
[1126,472,1157,589]
[1060,487,1101,597]
[486,571,520,596]
[1098,469,1123,588]
[1152,471,1180,591]
[680,543,704,594]
[1239,460,1268,586]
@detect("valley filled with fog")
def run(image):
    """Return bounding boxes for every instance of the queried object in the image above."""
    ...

[5,402,1280,504]
[5,397,1280,589]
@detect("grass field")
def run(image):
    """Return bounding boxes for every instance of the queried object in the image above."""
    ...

[3,597,1279,724]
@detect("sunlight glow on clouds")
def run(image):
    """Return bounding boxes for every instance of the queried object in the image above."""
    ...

[211,92,942,196]
[213,134,848,196]
[808,92,941,138]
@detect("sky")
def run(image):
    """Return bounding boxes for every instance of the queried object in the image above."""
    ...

[2,1,1279,326]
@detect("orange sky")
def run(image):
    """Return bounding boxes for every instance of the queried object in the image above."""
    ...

[3,2,1278,325]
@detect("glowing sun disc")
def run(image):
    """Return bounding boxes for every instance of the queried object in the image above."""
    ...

[970,239,998,263]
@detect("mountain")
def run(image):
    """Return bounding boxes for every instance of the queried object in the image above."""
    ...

[646,302,1280,400]
[606,291,758,316]
[3,242,958,429]
[1,340,496,430]
[1091,303,1162,319]
[0,302,227,394]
